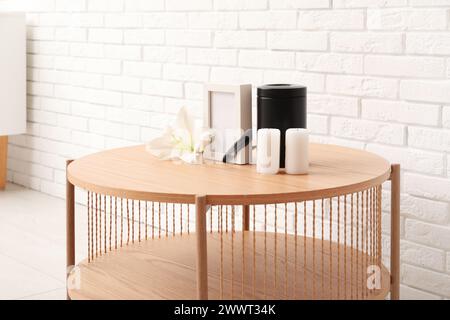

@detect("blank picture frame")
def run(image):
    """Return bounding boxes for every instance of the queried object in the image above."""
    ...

[204,83,252,164]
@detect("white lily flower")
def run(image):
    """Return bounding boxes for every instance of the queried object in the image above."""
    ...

[146,107,214,164]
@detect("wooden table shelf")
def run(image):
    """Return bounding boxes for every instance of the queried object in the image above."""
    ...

[66,144,400,300]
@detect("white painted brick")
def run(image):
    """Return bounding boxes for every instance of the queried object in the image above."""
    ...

[327,75,398,99]
[308,94,359,117]
[28,27,54,41]
[405,219,450,250]
[55,0,86,12]
[123,124,140,141]
[124,0,164,11]
[123,61,161,78]
[58,114,88,131]
[308,114,328,134]
[298,10,364,30]
[27,82,54,97]
[215,0,268,10]
[55,85,122,107]
[41,97,71,114]
[72,131,105,149]
[447,155,450,178]
[104,75,141,93]
[365,55,445,78]
[85,58,121,75]
[408,127,450,152]
[406,33,450,55]
[189,12,238,29]
[68,72,104,89]
[27,54,54,68]
[334,0,407,7]
[142,79,183,98]
[401,80,450,104]
[188,48,236,66]
[401,241,445,271]
[142,13,187,29]
[55,28,87,42]
[239,11,297,29]
[211,67,263,84]
[88,28,123,44]
[124,29,165,45]
[105,13,142,28]
[144,46,186,63]
[2,0,55,12]
[124,109,151,126]
[330,117,405,145]
[28,110,57,126]
[330,32,403,53]
[54,57,85,72]
[239,50,295,69]
[400,194,449,224]
[104,44,141,60]
[401,285,442,300]
[123,93,164,112]
[88,0,124,12]
[11,172,41,191]
[270,0,330,9]
[141,127,161,141]
[166,0,212,11]
[268,31,328,51]
[215,31,265,48]
[71,102,105,119]
[38,13,68,27]
[410,0,450,6]
[447,253,450,274]
[368,9,447,30]
[89,119,123,138]
[163,64,210,82]
[184,83,204,100]
[404,173,450,202]
[444,107,450,128]
[70,43,104,58]
[39,124,71,142]
[70,13,104,27]
[366,144,444,175]
[297,52,363,74]
[362,99,440,126]
[28,41,69,56]
[263,70,325,93]
[167,30,211,47]
[40,180,65,198]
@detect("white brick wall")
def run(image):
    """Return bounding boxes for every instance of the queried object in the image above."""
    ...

[1,0,450,299]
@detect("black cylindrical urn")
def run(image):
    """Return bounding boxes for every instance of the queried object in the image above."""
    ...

[257,84,307,168]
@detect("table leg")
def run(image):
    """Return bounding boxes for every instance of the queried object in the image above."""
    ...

[0,136,8,190]
[196,195,208,300]
[242,204,250,231]
[390,164,400,300]
[66,160,75,300]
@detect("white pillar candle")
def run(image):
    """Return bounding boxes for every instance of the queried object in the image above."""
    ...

[285,128,309,175]
[257,129,280,175]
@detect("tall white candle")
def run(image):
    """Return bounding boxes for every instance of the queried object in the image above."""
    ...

[257,129,280,175]
[285,128,309,175]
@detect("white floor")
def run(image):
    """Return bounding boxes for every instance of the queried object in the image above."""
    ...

[0,183,87,300]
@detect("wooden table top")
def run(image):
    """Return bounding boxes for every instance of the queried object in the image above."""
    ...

[67,144,391,204]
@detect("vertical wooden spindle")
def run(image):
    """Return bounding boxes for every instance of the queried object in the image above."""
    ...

[87,191,91,263]
[195,195,208,300]
[329,198,333,299]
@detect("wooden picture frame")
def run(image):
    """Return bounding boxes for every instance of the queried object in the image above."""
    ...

[203,83,252,164]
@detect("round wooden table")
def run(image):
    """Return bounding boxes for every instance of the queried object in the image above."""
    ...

[66,143,400,300]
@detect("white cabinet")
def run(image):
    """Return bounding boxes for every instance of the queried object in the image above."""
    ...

[0,13,26,136]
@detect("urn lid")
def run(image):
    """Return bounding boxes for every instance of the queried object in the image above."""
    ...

[257,84,307,98]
